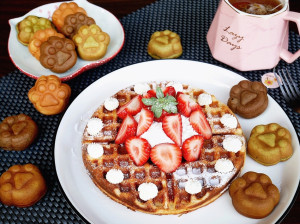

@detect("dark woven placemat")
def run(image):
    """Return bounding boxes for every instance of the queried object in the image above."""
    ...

[0,0,299,223]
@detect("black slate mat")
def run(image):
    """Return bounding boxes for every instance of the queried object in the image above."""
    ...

[0,0,299,223]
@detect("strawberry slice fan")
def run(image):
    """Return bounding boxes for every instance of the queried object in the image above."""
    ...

[116,86,212,173]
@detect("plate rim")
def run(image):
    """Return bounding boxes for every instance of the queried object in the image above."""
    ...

[54,59,300,224]
[7,0,125,81]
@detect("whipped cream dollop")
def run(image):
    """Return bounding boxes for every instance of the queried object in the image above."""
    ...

[134,83,151,95]
[197,93,212,106]
[87,118,103,136]
[87,143,104,158]
[166,82,183,93]
[222,135,242,153]
[185,179,203,194]
[106,169,124,184]
[138,182,158,201]
[139,115,197,147]
[104,97,119,111]
[182,115,198,140]
[214,158,234,173]
[141,122,173,146]
[220,114,237,129]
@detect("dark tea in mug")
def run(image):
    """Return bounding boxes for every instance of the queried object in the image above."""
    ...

[229,0,283,15]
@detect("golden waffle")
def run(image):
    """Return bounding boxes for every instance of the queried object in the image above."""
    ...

[183,85,243,136]
[82,82,246,215]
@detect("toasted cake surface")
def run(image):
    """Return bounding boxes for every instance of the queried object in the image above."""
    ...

[82,82,246,215]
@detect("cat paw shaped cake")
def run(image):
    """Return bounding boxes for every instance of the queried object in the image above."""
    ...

[61,12,95,38]
[147,30,183,59]
[227,80,268,118]
[73,24,110,60]
[0,164,47,207]
[229,171,280,219]
[28,75,71,115]
[28,28,64,60]
[247,123,293,166]
[16,16,53,45]
[52,2,87,32]
[39,36,77,73]
[0,114,38,151]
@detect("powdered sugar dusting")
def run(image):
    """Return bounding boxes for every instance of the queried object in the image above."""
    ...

[174,162,236,189]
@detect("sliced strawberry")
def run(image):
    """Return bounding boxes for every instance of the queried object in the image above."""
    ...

[117,95,143,119]
[176,92,201,117]
[163,86,176,97]
[189,109,212,139]
[176,92,191,117]
[115,114,137,144]
[189,99,201,111]
[182,135,204,162]
[136,108,154,136]
[143,89,156,99]
[150,143,182,173]
[125,136,151,166]
[162,114,182,146]
[153,110,169,122]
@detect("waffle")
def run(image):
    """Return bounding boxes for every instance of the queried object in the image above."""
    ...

[82,82,246,215]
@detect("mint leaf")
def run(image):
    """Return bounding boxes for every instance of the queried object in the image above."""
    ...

[141,87,178,118]
[156,87,164,99]
[163,101,178,113]
[152,103,163,118]
[164,95,177,102]
[142,97,156,106]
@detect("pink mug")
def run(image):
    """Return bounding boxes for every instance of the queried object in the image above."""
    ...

[206,0,300,71]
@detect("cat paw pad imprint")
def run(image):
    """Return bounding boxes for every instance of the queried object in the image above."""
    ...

[52,2,87,32]
[147,30,183,59]
[229,171,280,219]
[39,36,77,73]
[0,114,38,151]
[73,24,110,60]
[247,123,292,165]
[61,12,95,38]
[28,75,71,115]
[227,80,268,118]
[28,28,64,60]
[0,164,47,207]
[17,15,53,45]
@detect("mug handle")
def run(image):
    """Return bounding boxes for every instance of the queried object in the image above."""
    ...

[280,11,300,63]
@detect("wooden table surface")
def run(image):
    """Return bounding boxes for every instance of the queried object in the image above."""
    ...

[0,0,299,223]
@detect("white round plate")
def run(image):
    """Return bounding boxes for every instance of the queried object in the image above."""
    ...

[55,60,300,224]
[8,0,124,81]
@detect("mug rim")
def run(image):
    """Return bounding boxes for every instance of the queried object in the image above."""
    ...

[224,0,288,18]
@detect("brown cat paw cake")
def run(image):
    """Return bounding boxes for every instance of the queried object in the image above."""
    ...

[148,30,182,59]
[229,171,280,219]
[0,164,47,207]
[39,36,77,73]
[247,123,293,166]
[227,80,268,118]
[28,28,64,60]
[0,114,38,151]
[61,12,95,38]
